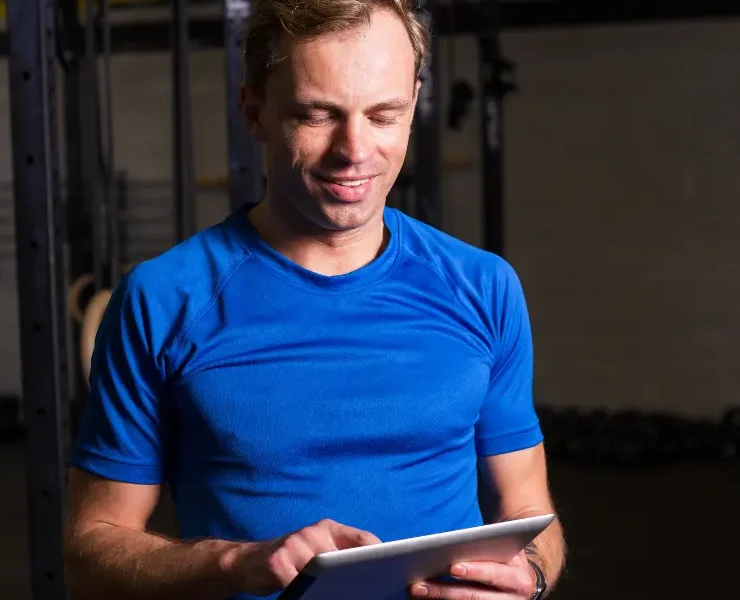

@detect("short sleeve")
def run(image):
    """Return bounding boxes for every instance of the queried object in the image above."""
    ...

[70,273,170,484]
[475,264,543,456]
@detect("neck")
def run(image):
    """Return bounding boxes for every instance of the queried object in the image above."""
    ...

[247,199,388,277]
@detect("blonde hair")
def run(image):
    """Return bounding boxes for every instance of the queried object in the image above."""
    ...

[243,0,430,96]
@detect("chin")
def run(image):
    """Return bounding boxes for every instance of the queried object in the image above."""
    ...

[313,199,383,232]
[295,183,385,232]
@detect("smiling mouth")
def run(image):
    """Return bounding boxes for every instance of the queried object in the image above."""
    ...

[314,174,375,187]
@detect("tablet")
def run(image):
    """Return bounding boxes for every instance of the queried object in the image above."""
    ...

[277,514,555,600]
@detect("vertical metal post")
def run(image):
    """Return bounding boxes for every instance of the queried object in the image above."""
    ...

[172,0,197,242]
[101,0,120,285]
[59,0,89,280]
[7,1,70,598]
[83,0,104,287]
[117,174,130,268]
[413,0,442,228]
[479,0,513,257]
[224,0,264,211]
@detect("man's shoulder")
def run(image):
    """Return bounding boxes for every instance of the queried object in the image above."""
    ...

[393,208,519,289]
[392,209,527,341]
[119,212,249,323]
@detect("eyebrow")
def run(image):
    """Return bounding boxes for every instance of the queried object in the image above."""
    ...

[294,98,412,112]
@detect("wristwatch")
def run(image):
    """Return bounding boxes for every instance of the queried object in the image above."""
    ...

[528,559,547,600]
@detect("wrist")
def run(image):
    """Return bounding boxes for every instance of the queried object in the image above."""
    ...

[209,540,256,596]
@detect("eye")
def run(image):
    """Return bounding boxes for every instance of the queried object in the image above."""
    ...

[296,113,333,126]
[370,115,399,126]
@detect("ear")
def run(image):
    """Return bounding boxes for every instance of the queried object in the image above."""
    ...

[240,83,267,143]
[411,78,422,111]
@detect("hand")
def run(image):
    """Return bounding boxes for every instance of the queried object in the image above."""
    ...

[409,550,535,600]
[226,518,382,596]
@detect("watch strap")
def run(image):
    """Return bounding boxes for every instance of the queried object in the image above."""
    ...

[527,559,546,600]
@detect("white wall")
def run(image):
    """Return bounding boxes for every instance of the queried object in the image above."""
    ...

[1,18,739,417]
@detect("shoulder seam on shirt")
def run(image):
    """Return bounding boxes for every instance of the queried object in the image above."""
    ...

[401,242,497,363]
[400,246,470,317]
[168,249,252,371]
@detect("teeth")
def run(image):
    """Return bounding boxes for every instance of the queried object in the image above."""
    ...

[335,179,369,187]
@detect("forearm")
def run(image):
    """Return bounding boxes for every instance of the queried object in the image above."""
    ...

[525,516,566,597]
[64,524,245,600]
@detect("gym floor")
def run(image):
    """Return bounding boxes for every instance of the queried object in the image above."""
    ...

[1,437,737,599]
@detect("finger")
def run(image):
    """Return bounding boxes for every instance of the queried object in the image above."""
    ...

[300,522,340,555]
[447,561,532,596]
[506,550,528,567]
[319,519,382,549]
[280,534,320,576]
[409,580,521,600]
[265,545,302,588]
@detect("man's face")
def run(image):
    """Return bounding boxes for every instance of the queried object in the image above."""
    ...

[245,9,419,233]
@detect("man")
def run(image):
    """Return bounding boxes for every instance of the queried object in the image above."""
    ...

[63,1,566,599]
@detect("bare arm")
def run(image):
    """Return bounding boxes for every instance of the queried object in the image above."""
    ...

[62,467,247,600]
[478,443,567,596]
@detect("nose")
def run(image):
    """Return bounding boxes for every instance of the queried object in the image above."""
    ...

[331,115,371,164]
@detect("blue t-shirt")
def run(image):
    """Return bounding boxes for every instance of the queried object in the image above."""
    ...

[71,205,543,600]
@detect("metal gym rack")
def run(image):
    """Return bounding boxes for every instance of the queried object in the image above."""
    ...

[7,2,70,598]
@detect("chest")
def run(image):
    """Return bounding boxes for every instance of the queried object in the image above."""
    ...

[170,290,493,467]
